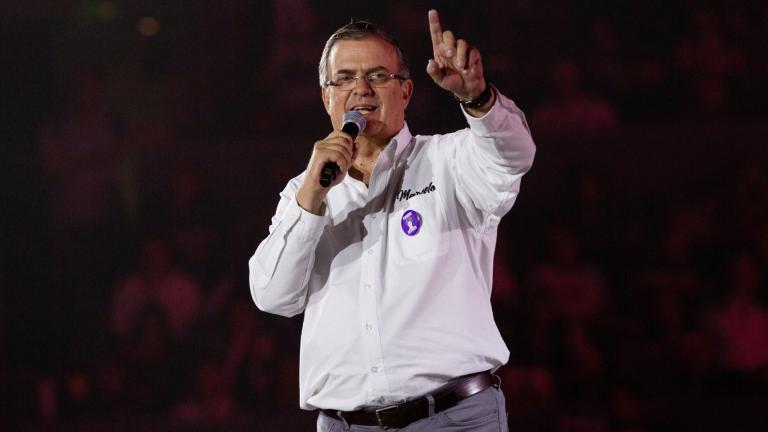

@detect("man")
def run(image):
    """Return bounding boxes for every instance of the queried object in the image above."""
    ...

[249,9,535,431]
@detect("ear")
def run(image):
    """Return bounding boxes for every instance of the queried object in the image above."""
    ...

[322,86,331,114]
[400,79,414,110]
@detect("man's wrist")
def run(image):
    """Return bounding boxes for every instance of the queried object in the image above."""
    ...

[461,85,496,117]
[296,188,326,215]
[454,83,493,109]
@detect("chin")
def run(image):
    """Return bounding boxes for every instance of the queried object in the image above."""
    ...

[362,119,384,134]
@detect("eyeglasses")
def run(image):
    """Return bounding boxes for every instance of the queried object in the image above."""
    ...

[324,71,406,91]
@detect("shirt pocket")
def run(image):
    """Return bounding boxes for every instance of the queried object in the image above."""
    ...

[388,192,451,264]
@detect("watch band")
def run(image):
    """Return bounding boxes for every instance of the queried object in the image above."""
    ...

[454,84,493,109]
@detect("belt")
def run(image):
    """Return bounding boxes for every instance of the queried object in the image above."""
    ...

[321,371,495,428]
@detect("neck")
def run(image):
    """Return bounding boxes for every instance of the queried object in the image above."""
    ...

[355,134,388,157]
[348,136,387,185]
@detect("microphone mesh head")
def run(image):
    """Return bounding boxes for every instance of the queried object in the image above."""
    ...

[343,111,367,135]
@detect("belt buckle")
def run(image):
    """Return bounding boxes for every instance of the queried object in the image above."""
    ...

[374,404,400,428]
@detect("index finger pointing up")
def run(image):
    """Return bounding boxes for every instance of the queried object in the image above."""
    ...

[428,9,443,59]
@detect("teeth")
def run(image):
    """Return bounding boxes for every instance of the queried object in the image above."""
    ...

[353,106,377,112]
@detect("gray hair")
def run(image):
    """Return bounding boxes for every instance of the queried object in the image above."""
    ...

[318,20,410,87]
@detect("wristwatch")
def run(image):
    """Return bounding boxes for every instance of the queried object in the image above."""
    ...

[454,84,493,109]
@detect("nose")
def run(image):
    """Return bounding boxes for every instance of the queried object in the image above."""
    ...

[353,76,374,95]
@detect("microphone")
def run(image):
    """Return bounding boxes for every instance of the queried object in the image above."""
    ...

[319,111,367,187]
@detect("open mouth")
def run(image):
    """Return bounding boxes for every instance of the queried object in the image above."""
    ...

[350,104,378,114]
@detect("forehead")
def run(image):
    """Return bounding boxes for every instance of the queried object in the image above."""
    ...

[328,37,399,72]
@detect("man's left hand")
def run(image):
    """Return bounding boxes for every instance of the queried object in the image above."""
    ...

[426,9,487,103]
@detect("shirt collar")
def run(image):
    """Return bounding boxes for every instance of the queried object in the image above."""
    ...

[389,121,413,162]
[343,122,413,189]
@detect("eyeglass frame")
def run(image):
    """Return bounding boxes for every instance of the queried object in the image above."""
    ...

[323,71,407,90]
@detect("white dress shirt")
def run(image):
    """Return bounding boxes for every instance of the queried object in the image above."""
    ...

[249,91,535,411]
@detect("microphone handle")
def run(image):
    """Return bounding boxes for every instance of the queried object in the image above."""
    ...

[319,162,339,188]
[319,120,360,187]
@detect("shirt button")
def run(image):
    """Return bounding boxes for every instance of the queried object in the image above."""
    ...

[367,249,373,255]
[371,366,379,373]
[363,284,371,290]
[371,214,376,219]
[365,323,373,331]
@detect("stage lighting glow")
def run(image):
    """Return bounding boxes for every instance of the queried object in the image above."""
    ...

[137,17,160,37]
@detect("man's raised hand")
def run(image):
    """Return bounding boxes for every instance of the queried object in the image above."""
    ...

[426,9,487,102]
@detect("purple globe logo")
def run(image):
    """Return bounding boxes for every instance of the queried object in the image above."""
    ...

[400,210,422,236]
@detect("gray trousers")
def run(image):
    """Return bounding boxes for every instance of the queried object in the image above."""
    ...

[317,386,508,432]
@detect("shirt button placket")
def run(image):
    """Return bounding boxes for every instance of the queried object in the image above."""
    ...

[360,214,387,397]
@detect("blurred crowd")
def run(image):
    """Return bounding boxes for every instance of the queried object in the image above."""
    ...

[2,0,768,430]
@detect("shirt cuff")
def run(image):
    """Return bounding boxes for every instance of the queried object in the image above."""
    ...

[283,197,329,242]
[461,88,522,136]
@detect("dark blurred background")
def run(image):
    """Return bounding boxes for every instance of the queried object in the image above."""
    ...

[2,0,768,430]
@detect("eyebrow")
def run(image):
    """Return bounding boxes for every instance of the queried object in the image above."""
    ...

[334,66,390,76]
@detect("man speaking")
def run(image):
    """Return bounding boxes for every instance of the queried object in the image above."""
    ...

[249,9,535,431]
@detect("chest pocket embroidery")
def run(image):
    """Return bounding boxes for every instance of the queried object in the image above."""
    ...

[388,191,451,264]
